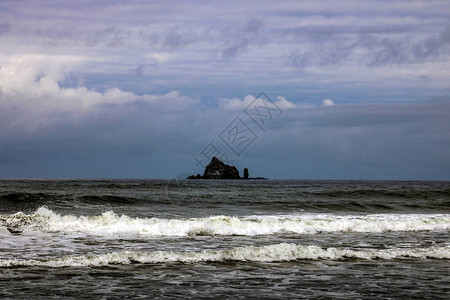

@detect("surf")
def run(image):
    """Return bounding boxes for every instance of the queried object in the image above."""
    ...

[1,243,449,268]
[1,207,449,237]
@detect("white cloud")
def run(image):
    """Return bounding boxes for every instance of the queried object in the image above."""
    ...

[322,99,335,107]
[219,94,297,111]
[0,55,199,136]
[219,95,255,110]
[0,54,86,95]
[0,54,197,108]
[276,96,297,109]
[145,52,173,64]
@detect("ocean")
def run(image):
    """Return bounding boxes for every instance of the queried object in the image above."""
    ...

[0,179,449,299]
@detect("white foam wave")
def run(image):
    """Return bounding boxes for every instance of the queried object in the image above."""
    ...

[1,207,449,237]
[1,243,449,268]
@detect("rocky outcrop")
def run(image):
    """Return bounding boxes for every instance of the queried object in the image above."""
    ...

[243,168,249,179]
[187,157,266,179]
[187,157,241,179]
[187,174,202,179]
[202,157,240,179]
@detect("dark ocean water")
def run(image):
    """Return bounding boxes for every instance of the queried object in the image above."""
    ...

[0,179,449,299]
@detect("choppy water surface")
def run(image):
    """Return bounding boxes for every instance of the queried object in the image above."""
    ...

[0,179,449,298]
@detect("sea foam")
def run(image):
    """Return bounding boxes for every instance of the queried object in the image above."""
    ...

[1,243,449,268]
[1,207,449,237]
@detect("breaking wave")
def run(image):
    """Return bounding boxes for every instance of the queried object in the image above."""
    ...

[1,243,449,268]
[1,207,449,237]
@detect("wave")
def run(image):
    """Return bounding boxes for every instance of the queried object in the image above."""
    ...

[1,243,449,268]
[1,207,449,237]
[2,185,449,213]
[0,193,56,211]
[0,192,138,206]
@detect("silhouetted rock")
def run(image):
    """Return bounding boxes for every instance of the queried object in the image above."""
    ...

[187,157,266,179]
[202,157,240,179]
[187,174,202,179]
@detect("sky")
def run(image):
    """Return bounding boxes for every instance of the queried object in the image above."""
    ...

[0,0,449,180]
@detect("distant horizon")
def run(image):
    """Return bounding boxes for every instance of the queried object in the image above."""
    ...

[1,177,448,182]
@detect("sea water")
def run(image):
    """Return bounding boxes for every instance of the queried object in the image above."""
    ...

[0,179,449,298]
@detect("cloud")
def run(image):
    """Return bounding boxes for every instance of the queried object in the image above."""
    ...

[322,99,334,107]
[285,23,450,69]
[220,18,264,59]
[129,64,144,75]
[0,1,449,179]
[0,55,200,139]
[0,53,448,179]
[257,98,450,179]
[1,0,449,98]
[145,52,173,64]
[219,94,296,111]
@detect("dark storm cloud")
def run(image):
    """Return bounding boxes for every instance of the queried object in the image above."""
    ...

[282,24,417,38]
[130,64,144,75]
[285,23,450,68]
[257,98,450,179]
[220,19,264,59]
[413,24,450,58]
